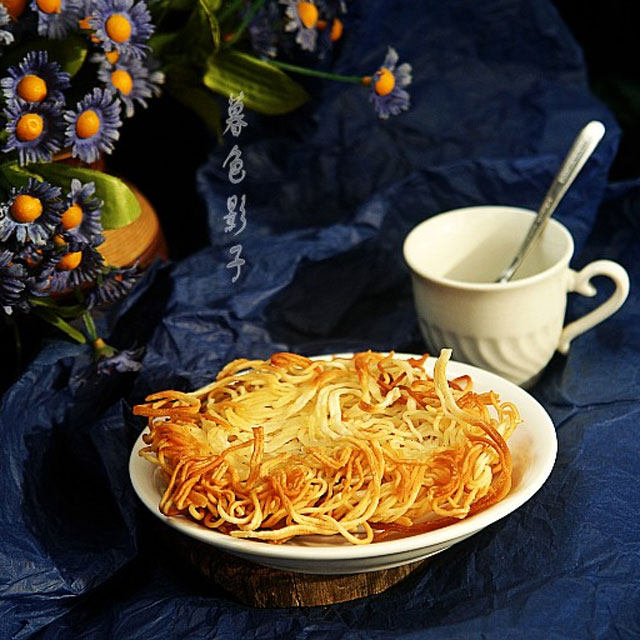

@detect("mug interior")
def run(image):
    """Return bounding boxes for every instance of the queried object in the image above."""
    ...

[403,206,573,286]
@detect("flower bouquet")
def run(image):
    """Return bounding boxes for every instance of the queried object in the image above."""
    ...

[1,0,412,381]
[149,0,413,126]
[1,0,165,374]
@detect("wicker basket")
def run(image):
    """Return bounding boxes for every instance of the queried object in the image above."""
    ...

[98,183,168,268]
[55,153,168,268]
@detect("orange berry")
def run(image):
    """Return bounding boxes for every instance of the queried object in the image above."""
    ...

[105,13,132,43]
[330,17,343,42]
[374,67,395,96]
[105,49,120,64]
[10,194,43,223]
[35,0,61,14]
[110,69,133,95]
[297,1,318,28]
[17,74,48,103]
[57,251,82,270]
[2,0,27,19]
[15,113,44,141]
[61,203,83,230]
[75,109,100,138]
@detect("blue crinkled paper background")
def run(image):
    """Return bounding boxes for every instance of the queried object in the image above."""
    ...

[1,1,639,638]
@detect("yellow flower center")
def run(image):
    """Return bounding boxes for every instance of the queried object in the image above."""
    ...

[53,233,66,246]
[374,67,395,96]
[10,195,43,223]
[2,0,27,19]
[17,74,48,103]
[110,69,133,95]
[16,113,44,141]
[35,0,61,14]
[61,203,83,230]
[78,15,91,29]
[57,251,82,270]
[75,109,100,138]
[330,17,343,42]
[105,13,132,43]
[297,1,318,28]
[105,49,120,64]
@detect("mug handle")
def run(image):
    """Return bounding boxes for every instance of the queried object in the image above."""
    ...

[558,260,630,354]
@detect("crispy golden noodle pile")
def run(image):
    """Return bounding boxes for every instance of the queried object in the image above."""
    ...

[134,349,520,545]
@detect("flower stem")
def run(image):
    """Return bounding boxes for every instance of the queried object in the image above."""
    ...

[82,310,98,342]
[257,57,365,85]
[223,0,266,48]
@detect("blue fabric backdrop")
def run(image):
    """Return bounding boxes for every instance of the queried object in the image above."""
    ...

[2,1,639,638]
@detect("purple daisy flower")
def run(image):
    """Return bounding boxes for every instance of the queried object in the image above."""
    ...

[315,0,346,57]
[1,5,15,49]
[0,179,62,245]
[58,179,104,245]
[368,47,412,119]
[15,243,44,267]
[247,1,281,58]
[96,346,143,374]
[63,87,122,163]
[30,0,83,39]
[96,52,163,118]
[0,250,27,313]
[2,100,65,165]
[37,242,105,293]
[280,0,318,52]
[85,263,139,309]
[89,0,154,59]
[1,51,71,108]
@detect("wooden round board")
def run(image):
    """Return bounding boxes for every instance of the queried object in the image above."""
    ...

[166,529,429,607]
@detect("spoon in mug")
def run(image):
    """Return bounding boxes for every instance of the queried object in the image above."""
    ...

[495,120,606,283]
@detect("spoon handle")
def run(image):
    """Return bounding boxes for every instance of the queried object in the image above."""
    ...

[497,120,606,283]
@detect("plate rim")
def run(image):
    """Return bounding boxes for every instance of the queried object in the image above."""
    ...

[129,352,557,562]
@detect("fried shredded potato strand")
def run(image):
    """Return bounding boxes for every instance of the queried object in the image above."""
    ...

[135,349,520,544]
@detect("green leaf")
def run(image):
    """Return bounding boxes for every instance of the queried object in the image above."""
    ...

[29,297,85,319]
[47,35,89,77]
[165,67,223,137]
[203,51,309,115]
[150,0,220,66]
[0,163,42,188]
[30,163,141,230]
[33,307,87,344]
[198,0,221,53]
[182,0,220,62]
[149,31,181,58]
[0,35,88,78]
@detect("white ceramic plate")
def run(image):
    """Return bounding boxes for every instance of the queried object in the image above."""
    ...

[129,354,557,575]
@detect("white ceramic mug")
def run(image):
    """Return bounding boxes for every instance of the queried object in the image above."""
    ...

[403,206,630,386]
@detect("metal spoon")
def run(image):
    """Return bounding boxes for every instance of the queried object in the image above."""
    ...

[496,120,606,283]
